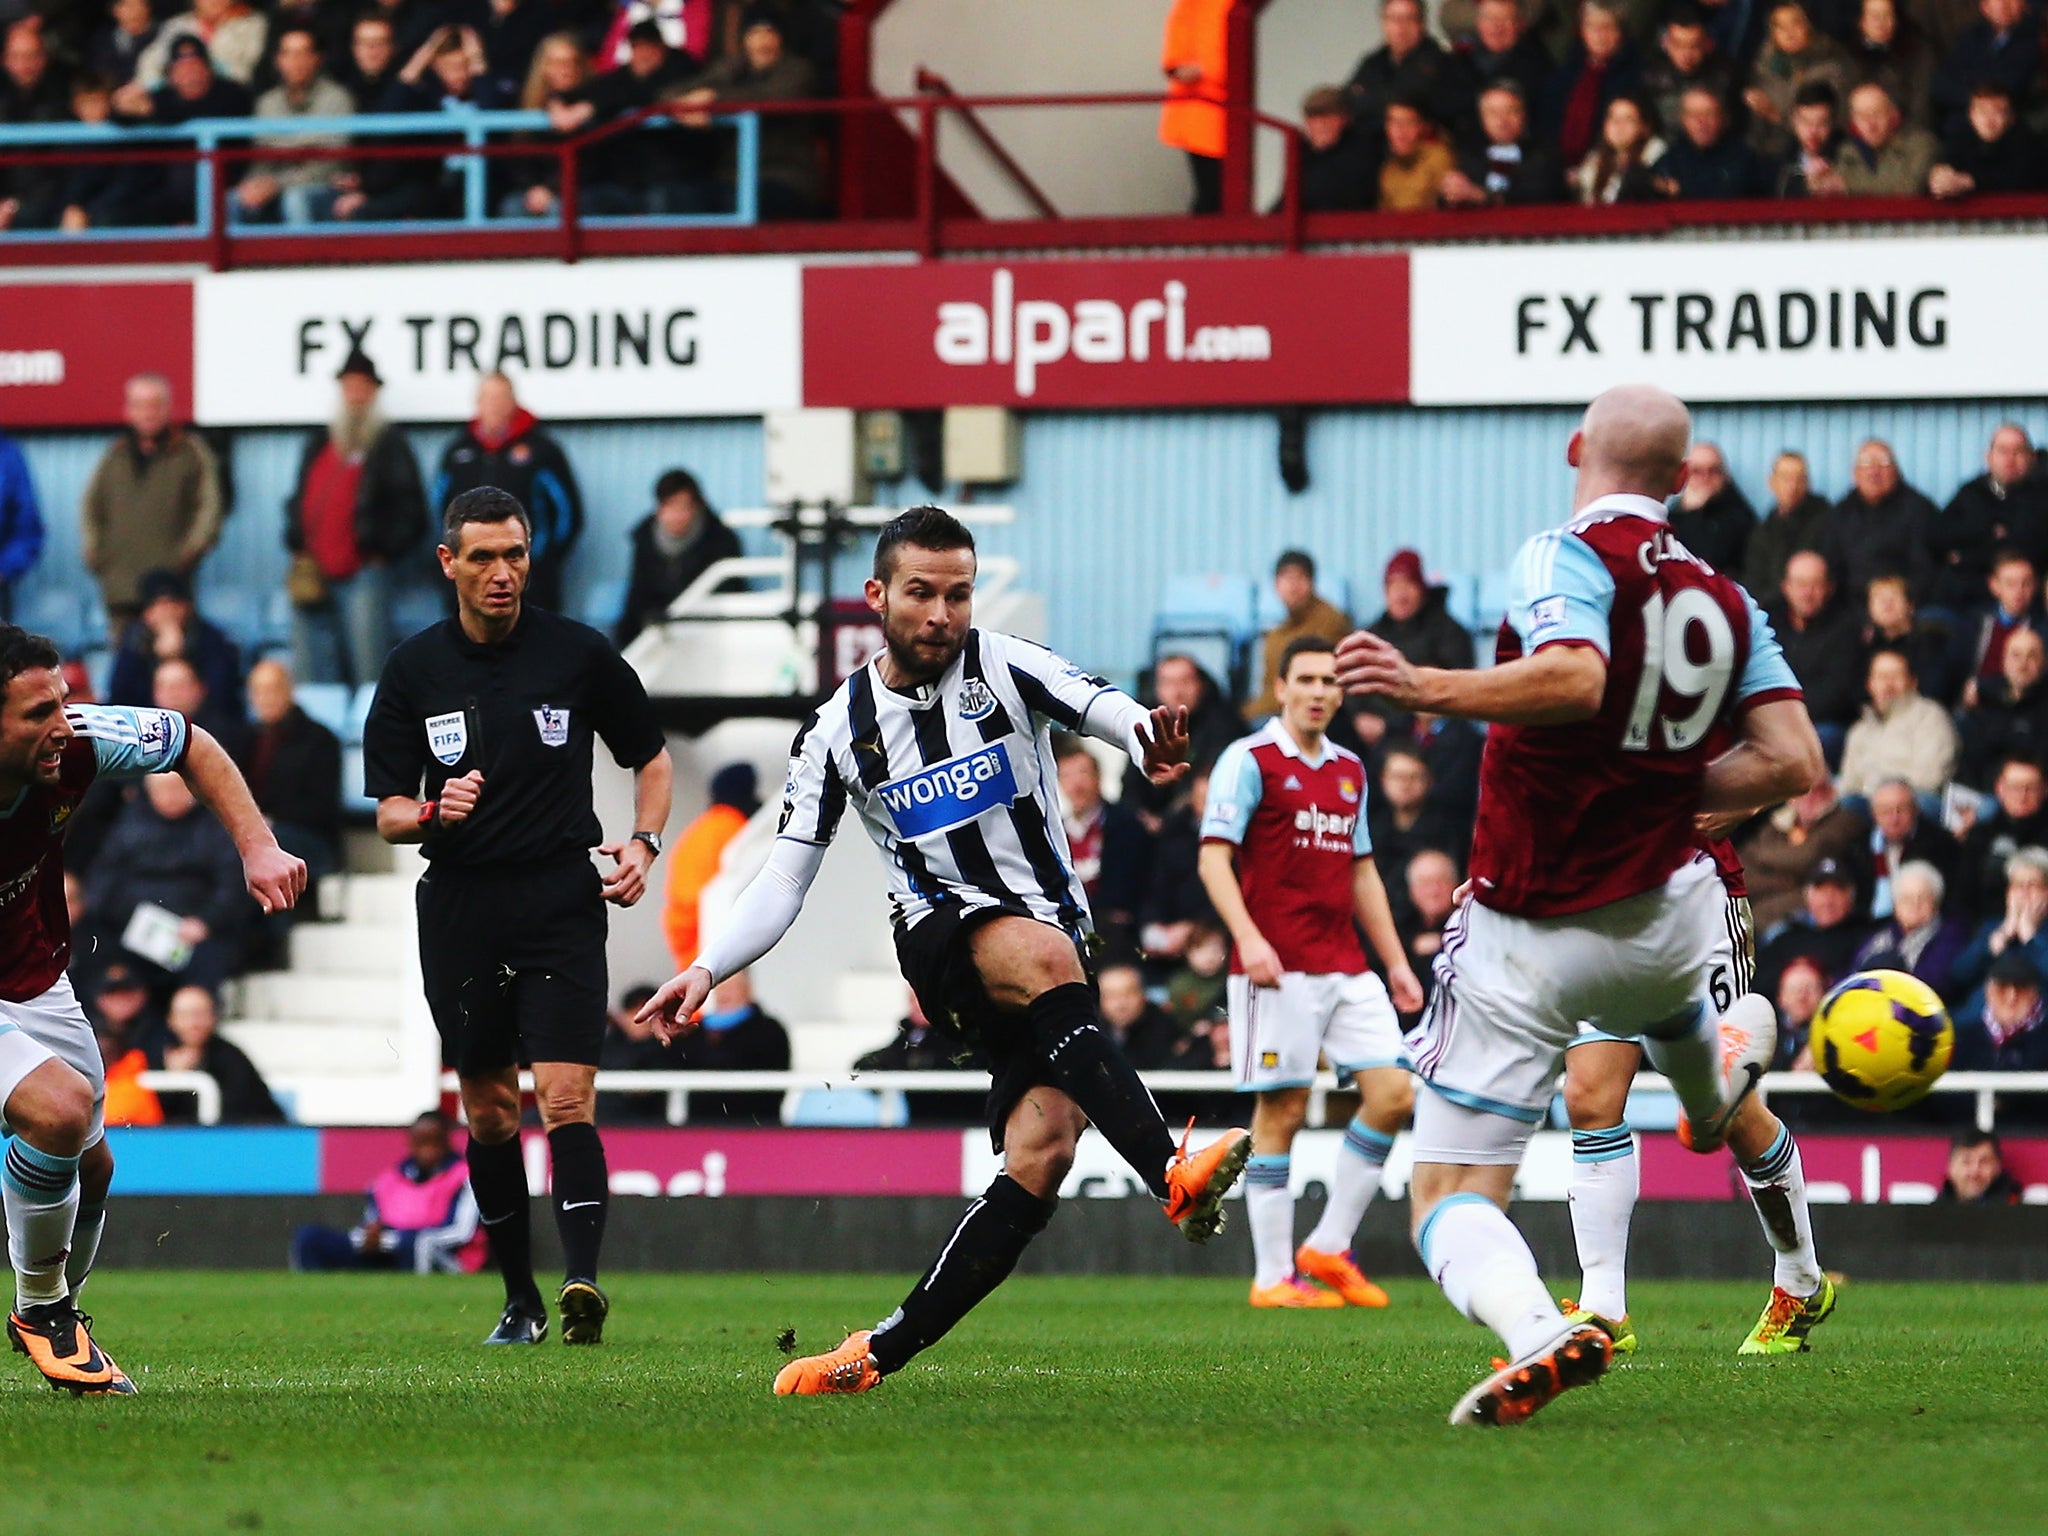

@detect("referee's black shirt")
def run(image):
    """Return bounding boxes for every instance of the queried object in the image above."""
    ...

[363,607,665,870]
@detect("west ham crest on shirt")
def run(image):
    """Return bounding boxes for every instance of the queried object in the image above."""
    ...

[426,710,467,766]
[533,706,571,747]
[956,679,998,721]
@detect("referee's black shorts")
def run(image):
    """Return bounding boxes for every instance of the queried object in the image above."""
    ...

[415,853,609,1076]
[894,902,1093,1153]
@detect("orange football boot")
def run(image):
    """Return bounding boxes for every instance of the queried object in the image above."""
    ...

[773,1330,882,1396]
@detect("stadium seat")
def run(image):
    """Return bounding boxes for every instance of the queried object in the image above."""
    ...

[578,577,627,636]
[783,1087,909,1128]
[1151,574,1258,703]
[345,684,376,744]
[15,587,86,653]
[295,683,351,741]
[392,586,445,642]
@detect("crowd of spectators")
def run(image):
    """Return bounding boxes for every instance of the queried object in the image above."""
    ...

[1275,0,2048,213]
[0,1,832,231]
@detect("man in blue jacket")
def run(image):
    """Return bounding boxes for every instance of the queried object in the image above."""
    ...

[0,427,44,622]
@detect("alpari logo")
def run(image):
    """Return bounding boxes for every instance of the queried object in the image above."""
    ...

[0,350,64,388]
[934,269,1273,397]
[1293,805,1356,841]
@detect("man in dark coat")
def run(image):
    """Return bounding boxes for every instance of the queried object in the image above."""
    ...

[1346,0,1469,143]
[1929,424,2048,613]
[1746,449,1833,596]
[1669,440,1757,575]
[432,372,584,612]
[1821,438,1940,602]
[616,469,742,645]
[1765,549,1866,742]
[1295,85,1379,210]
[1347,549,1474,747]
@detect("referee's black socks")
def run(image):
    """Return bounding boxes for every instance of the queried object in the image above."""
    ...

[467,1132,542,1309]
[1027,982,1176,1201]
[547,1122,609,1282]
[868,1174,1056,1375]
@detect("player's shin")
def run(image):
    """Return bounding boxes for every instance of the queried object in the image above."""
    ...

[1302,1118,1394,1255]
[1641,1003,1734,1127]
[547,1122,608,1282]
[1244,1155,1295,1288]
[867,1174,1056,1375]
[467,1132,542,1308]
[1415,1189,1566,1360]
[64,1200,106,1296]
[1567,1125,1637,1321]
[1026,983,1176,1199]
[3,1139,81,1310]
[1734,1114,1822,1296]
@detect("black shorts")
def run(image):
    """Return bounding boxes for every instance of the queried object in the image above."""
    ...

[415,854,609,1077]
[894,903,1091,1153]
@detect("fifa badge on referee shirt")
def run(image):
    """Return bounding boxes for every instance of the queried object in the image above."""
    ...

[956,679,998,721]
[533,707,571,747]
[426,710,468,765]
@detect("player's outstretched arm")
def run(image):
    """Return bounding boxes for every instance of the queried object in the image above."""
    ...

[1335,629,1606,727]
[180,725,308,915]
[1696,699,1827,833]
[1197,842,1282,987]
[1352,858,1424,1014]
[637,837,827,1042]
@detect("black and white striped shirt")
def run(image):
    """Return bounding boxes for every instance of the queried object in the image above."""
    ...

[777,629,1151,933]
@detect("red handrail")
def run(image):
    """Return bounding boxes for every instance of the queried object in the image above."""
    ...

[914,68,1058,220]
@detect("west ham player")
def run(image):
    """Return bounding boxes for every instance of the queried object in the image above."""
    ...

[1561,836,1833,1356]
[1336,383,1826,1426]
[0,626,304,1393]
[637,506,1251,1394]
[1199,637,1421,1309]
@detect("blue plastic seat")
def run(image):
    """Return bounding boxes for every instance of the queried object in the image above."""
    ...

[294,682,351,741]
[784,1087,908,1128]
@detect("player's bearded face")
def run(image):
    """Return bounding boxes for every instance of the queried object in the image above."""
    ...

[872,547,975,682]
[0,669,71,787]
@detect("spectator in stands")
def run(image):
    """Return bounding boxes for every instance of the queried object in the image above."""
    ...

[432,371,584,611]
[106,568,241,718]
[536,20,696,215]
[1545,2,1645,167]
[240,657,344,892]
[1245,550,1350,721]
[341,12,398,107]
[83,959,164,1060]
[1377,97,1457,207]
[1754,856,1873,996]
[1459,0,1553,109]
[1772,955,1827,1069]
[1929,426,2048,617]
[1056,741,1148,954]
[83,370,228,629]
[596,982,671,1124]
[616,468,740,645]
[1296,84,1378,211]
[97,1013,163,1128]
[1822,437,1937,602]
[1855,856,1966,994]
[495,30,595,217]
[337,24,512,221]
[1861,573,1952,704]
[1953,843,2048,993]
[1348,0,1466,148]
[1952,547,2044,704]
[467,0,551,98]
[149,984,284,1122]
[1439,80,1566,205]
[1953,945,2048,1069]
[664,7,821,218]
[131,0,268,92]
[1838,646,1960,797]
[117,38,256,224]
[1368,746,1468,890]
[1746,449,1832,591]
[1667,442,1755,572]
[1644,5,1741,129]
[1097,959,1185,1070]
[1399,709,1487,825]
[665,971,790,1124]
[232,24,355,225]
[285,349,427,687]
[1766,550,1866,743]
[156,652,248,757]
[1140,768,1220,959]
[291,1111,483,1271]
[1954,754,2048,920]
[1930,0,2038,134]
[1162,922,1229,1029]
[88,0,160,90]
[58,69,158,232]
[1936,1127,2025,1202]
[1571,91,1667,200]
[1160,0,1230,213]
[1848,0,1937,126]
[1657,84,1773,192]
[88,771,251,999]
[1741,778,1869,929]
[1932,80,2044,191]
[660,761,756,970]
[1398,848,1459,1010]
[0,423,41,621]
[1773,79,1849,191]
[1347,549,1474,745]
[1126,653,1239,820]
[1745,2,1851,153]
[1832,78,1940,188]
[1962,625,2048,785]
[1865,774,1961,898]
[0,19,69,232]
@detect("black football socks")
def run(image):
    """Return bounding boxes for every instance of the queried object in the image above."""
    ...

[467,1132,542,1310]
[868,1174,1056,1375]
[1027,981,1176,1200]
[547,1122,609,1283]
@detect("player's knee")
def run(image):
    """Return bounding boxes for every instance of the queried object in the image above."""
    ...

[1562,1071,1622,1130]
[1372,1075,1416,1128]
[534,1084,594,1129]
[462,1092,521,1144]
[8,1062,94,1157]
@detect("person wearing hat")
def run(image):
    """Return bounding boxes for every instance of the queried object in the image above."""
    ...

[104,567,245,720]
[116,36,255,236]
[661,761,760,972]
[616,468,742,646]
[1294,84,1379,211]
[284,348,428,688]
[1954,945,2048,1073]
[128,0,267,95]
[1346,547,1473,747]
[1754,854,1875,998]
[81,373,223,626]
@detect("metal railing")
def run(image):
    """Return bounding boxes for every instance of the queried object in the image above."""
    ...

[440,1068,2046,1132]
[135,1070,223,1126]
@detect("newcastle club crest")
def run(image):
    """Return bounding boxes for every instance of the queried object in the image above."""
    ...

[956,679,998,722]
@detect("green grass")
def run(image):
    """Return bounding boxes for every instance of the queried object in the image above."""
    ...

[0,1272,2041,1535]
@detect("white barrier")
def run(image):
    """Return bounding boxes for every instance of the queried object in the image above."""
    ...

[136,1071,223,1127]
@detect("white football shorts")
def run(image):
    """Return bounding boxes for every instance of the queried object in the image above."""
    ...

[0,973,107,1147]
[1406,853,1726,1162]
[1227,970,1405,1093]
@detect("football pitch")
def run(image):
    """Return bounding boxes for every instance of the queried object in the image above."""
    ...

[1,1272,2041,1535]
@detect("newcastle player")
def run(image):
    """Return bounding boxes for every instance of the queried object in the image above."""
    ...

[639,505,1253,1394]
[365,487,671,1347]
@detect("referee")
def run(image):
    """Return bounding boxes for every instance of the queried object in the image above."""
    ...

[363,486,672,1346]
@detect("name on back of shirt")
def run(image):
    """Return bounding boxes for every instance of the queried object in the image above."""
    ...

[878,743,1020,840]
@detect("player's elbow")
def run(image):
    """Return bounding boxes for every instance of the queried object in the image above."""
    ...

[1550,649,1607,721]
[1775,729,1828,801]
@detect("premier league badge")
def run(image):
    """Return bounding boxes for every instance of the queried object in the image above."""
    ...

[533,706,571,747]
[956,679,998,722]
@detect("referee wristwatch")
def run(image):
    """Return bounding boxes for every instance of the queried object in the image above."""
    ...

[632,830,663,858]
